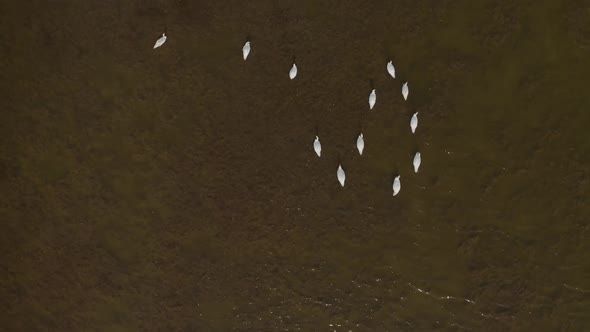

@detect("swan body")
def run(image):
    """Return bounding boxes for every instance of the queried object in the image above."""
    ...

[153,33,167,49]
[410,112,418,133]
[369,89,376,110]
[289,63,298,80]
[313,136,321,157]
[242,41,251,60]
[393,175,401,196]
[387,61,396,78]
[337,164,345,187]
[357,133,364,155]
[402,82,409,101]
[413,152,421,173]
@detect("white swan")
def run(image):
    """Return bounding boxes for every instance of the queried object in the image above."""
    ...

[153,33,167,49]
[402,82,409,101]
[369,89,376,110]
[242,41,251,60]
[313,136,321,157]
[289,63,298,80]
[410,112,418,133]
[387,61,396,79]
[413,152,421,173]
[337,164,345,187]
[357,133,364,155]
[393,175,401,196]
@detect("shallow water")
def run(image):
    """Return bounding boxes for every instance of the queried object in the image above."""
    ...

[1,1,589,331]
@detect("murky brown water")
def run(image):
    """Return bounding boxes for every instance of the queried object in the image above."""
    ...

[2,1,590,331]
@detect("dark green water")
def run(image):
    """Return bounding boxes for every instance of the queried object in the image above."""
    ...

[1,1,589,331]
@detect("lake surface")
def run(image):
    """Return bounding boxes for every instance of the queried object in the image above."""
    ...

[1,1,589,331]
